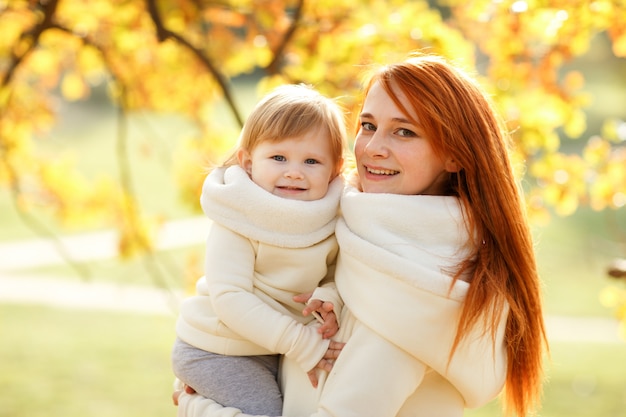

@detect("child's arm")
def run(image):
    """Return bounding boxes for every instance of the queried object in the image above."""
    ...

[203,223,330,374]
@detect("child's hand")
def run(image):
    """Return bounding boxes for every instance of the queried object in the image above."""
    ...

[294,293,339,338]
[302,298,338,339]
[317,309,338,339]
[293,292,313,304]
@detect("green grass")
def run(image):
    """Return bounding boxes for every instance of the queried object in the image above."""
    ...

[542,343,626,417]
[534,207,625,317]
[0,304,178,417]
[1,304,625,417]
[467,342,626,417]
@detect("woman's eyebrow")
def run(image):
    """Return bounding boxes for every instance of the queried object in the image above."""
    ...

[392,117,413,124]
[360,112,414,125]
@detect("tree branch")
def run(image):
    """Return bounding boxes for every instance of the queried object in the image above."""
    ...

[265,0,305,75]
[145,0,244,127]
[115,86,179,296]
[1,0,60,87]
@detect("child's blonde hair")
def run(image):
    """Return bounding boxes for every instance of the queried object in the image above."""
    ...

[222,84,348,176]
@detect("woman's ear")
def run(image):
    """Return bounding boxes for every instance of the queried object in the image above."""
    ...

[444,158,460,173]
[237,149,253,175]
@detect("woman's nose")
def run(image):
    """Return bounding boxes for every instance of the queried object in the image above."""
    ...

[364,131,389,158]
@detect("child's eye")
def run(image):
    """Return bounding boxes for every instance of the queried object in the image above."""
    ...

[304,158,319,165]
[272,155,286,162]
[360,122,376,132]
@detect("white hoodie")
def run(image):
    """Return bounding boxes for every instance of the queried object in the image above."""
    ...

[175,166,343,374]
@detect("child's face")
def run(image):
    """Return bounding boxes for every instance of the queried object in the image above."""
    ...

[238,127,337,201]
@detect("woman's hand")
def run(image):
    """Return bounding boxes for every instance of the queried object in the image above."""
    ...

[307,340,345,388]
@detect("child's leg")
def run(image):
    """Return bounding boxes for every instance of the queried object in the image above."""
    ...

[171,338,282,416]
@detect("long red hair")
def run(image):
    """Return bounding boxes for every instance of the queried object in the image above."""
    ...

[360,54,547,416]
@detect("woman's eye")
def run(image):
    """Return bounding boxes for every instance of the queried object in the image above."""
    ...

[360,122,376,132]
[304,158,319,165]
[397,128,417,138]
[272,155,286,162]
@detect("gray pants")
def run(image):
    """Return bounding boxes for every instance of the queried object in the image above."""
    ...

[171,338,283,416]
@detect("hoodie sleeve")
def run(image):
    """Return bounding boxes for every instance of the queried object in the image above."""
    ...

[205,223,330,373]
[177,392,262,417]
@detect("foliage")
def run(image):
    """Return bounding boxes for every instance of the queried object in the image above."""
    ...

[1,1,625,281]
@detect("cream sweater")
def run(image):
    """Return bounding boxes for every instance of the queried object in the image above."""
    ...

[178,185,508,417]
[175,166,343,374]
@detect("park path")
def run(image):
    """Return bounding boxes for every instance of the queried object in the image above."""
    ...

[0,216,623,344]
[0,216,210,316]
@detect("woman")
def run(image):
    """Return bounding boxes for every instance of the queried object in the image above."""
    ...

[176,53,547,417]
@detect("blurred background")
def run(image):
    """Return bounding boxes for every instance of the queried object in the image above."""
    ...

[1,1,625,416]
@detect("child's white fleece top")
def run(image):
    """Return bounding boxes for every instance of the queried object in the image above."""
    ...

[177,185,509,417]
[175,165,344,375]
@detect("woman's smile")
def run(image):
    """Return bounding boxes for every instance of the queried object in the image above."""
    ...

[364,165,400,176]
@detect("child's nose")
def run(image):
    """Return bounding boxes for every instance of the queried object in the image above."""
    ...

[284,165,304,179]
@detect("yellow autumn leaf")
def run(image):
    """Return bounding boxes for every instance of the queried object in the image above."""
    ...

[27,48,58,76]
[610,27,626,57]
[554,188,580,216]
[583,136,611,165]
[78,45,104,76]
[563,109,587,139]
[599,286,623,308]
[564,70,585,91]
[61,71,89,101]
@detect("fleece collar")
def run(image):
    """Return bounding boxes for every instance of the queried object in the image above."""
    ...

[338,185,472,299]
[200,166,343,248]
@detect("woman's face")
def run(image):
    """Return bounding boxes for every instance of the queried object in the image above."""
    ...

[354,81,457,195]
